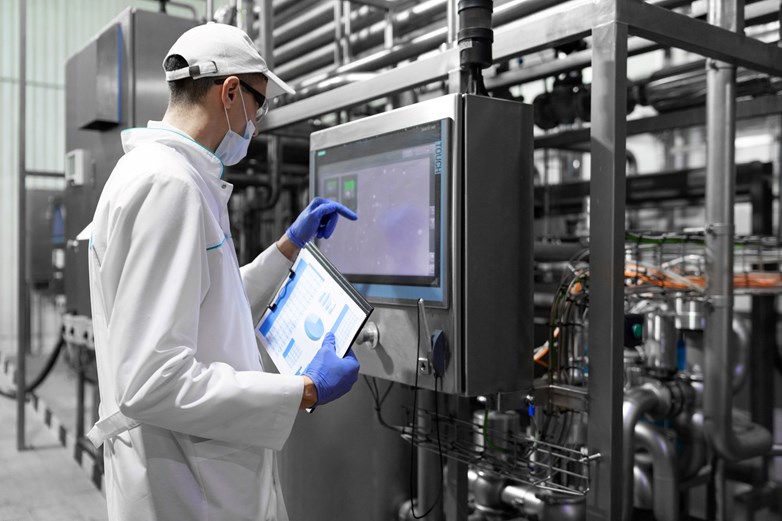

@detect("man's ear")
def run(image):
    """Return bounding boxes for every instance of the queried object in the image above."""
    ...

[220,76,241,107]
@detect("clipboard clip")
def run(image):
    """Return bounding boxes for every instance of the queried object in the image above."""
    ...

[268,268,296,312]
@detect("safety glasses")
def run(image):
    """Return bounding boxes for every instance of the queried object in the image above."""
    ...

[214,78,269,124]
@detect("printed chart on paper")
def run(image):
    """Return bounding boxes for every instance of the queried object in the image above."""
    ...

[255,247,366,376]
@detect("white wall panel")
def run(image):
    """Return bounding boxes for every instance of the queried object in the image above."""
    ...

[0,0,208,353]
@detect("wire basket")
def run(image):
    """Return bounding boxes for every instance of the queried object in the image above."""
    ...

[624,231,782,295]
[403,408,599,496]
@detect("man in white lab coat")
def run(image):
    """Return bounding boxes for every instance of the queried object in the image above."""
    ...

[86,22,360,521]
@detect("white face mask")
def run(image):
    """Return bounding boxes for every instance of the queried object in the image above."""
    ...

[215,90,256,166]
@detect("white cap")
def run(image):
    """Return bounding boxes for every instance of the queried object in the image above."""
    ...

[163,22,294,99]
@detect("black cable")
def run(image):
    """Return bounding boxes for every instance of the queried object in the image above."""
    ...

[363,376,401,433]
[409,300,444,520]
[0,333,65,399]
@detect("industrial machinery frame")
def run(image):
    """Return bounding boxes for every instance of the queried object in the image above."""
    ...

[259,1,782,519]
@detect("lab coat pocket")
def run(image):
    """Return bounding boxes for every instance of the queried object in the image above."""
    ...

[190,436,251,459]
[189,436,265,475]
[190,437,268,518]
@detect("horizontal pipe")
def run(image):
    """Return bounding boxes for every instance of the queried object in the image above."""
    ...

[263,0,596,130]
[273,0,322,23]
[275,4,384,61]
[500,484,586,521]
[273,1,332,46]
[276,0,570,89]
[493,0,571,26]
[276,3,448,80]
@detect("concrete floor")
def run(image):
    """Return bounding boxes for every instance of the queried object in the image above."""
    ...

[0,360,106,521]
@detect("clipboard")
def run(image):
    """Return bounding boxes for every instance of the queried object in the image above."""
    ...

[255,243,373,376]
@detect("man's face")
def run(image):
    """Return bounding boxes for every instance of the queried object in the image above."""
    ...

[237,76,268,134]
[221,75,268,137]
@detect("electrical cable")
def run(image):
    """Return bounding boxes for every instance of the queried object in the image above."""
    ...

[363,375,402,433]
[0,333,65,399]
[408,300,444,520]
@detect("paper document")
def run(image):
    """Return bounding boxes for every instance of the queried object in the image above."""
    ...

[256,244,372,376]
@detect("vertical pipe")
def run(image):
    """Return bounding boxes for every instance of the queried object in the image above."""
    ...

[444,396,470,521]
[634,422,680,521]
[16,0,28,452]
[714,458,728,520]
[587,20,627,521]
[342,1,352,63]
[334,1,344,66]
[750,177,775,478]
[622,386,661,521]
[417,390,444,520]
[383,9,393,50]
[703,0,771,467]
[206,0,214,21]
[75,366,85,464]
[258,0,275,67]
[447,0,457,45]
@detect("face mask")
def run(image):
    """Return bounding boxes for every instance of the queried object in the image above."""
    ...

[214,90,256,166]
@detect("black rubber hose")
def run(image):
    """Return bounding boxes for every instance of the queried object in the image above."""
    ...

[0,334,65,399]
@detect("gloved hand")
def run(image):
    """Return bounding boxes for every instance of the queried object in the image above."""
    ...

[286,197,358,248]
[303,333,360,406]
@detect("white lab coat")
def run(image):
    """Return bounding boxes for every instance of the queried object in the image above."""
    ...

[87,121,303,521]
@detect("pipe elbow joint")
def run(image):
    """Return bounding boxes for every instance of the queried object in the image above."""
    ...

[703,415,773,462]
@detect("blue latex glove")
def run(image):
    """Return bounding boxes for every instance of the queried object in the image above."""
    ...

[303,333,360,406]
[286,197,358,248]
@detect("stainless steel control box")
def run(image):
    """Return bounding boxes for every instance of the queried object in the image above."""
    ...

[311,94,533,396]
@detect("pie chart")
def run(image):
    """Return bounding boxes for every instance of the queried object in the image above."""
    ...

[304,314,325,341]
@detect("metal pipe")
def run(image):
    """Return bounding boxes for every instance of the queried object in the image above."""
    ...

[259,0,275,66]
[493,0,569,26]
[206,0,213,20]
[468,469,586,521]
[500,483,586,521]
[276,0,565,88]
[333,1,344,66]
[275,1,447,77]
[237,0,253,35]
[273,0,308,18]
[274,2,348,48]
[622,386,662,521]
[417,389,444,520]
[587,21,628,521]
[703,0,772,463]
[633,465,653,511]
[674,410,707,479]
[16,0,28,452]
[262,134,283,210]
[634,422,680,521]
[275,0,444,63]
[335,27,448,74]
[447,0,457,44]
[731,317,749,393]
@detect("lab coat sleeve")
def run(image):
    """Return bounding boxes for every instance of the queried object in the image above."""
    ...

[240,244,293,325]
[101,172,302,450]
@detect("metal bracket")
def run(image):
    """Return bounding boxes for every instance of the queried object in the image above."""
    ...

[705,295,729,308]
[704,223,733,236]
